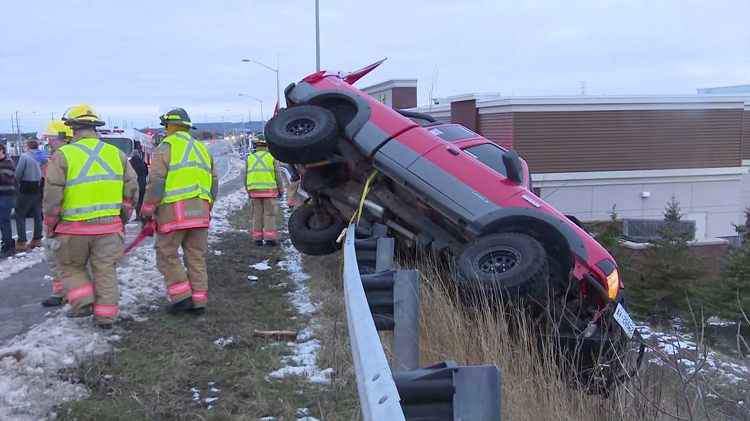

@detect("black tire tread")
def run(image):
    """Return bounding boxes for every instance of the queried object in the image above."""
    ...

[453,232,549,300]
[264,105,339,164]
[288,204,346,256]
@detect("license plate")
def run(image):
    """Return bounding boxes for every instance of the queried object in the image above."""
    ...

[613,303,637,339]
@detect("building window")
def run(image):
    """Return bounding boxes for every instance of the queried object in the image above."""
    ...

[376,93,386,104]
[533,187,541,196]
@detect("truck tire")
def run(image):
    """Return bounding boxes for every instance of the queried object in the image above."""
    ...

[288,203,347,256]
[453,232,548,303]
[264,105,339,164]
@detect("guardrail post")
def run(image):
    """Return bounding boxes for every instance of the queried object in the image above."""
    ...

[392,269,420,372]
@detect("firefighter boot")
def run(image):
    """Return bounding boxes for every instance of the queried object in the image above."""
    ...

[41,296,67,307]
[166,297,193,314]
[66,304,93,318]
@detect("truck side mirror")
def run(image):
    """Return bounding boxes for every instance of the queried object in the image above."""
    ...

[502,150,523,185]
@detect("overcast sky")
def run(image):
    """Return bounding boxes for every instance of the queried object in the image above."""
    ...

[1,0,748,133]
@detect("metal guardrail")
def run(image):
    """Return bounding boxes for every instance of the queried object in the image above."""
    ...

[342,223,503,421]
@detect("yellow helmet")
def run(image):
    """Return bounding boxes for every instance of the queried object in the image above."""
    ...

[41,120,73,141]
[62,103,106,127]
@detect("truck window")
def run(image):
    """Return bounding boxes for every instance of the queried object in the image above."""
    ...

[461,143,511,179]
[428,125,479,142]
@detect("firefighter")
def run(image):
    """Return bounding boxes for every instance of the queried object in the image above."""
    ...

[43,104,139,329]
[242,136,284,246]
[140,107,218,316]
[39,120,72,307]
[284,164,301,211]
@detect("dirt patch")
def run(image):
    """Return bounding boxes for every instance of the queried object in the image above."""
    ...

[53,203,352,421]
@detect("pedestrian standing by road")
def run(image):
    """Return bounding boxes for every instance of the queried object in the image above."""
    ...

[140,108,218,316]
[242,136,284,246]
[39,121,73,307]
[0,142,16,258]
[13,139,47,251]
[44,104,139,329]
[129,148,149,217]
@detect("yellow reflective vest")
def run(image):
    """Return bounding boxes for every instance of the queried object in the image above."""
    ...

[246,151,277,191]
[58,138,124,222]
[161,131,213,205]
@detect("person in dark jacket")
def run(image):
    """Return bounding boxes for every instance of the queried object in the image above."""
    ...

[0,142,16,257]
[130,148,149,217]
[14,140,46,250]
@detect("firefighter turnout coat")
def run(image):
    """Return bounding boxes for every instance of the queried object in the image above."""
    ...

[141,131,218,308]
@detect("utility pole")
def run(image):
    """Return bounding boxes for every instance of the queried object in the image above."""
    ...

[315,0,321,71]
[15,111,21,155]
[51,112,54,121]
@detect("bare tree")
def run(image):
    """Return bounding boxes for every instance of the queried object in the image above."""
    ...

[425,66,439,111]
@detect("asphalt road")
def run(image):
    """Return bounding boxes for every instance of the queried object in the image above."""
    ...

[0,141,239,344]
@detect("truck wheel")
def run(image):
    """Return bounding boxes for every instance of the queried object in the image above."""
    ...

[453,232,548,303]
[288,204,347,256]
[264,105,339,164]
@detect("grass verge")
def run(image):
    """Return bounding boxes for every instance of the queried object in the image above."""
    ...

[300,242,750,421]
[52,203,351,421]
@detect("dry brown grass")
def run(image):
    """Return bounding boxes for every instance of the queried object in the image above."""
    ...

[301,247,750,421]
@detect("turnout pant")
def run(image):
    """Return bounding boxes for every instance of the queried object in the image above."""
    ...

[53,232,124,324]
[287,179,300,207]
[15,192,43,243]
[46,238,94,299]
[154,227,209,309]
[252,197,278,240]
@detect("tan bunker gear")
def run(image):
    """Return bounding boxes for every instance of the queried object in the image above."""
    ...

[43,107,138,327]
[142,123,218,315]
[242,146,284,245]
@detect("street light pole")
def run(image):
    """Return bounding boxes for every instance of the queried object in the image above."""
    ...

[315,0,321,71]
[241,54,282,110]
[238,94,265,129]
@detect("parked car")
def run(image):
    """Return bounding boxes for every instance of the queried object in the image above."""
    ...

[263,60,643,395]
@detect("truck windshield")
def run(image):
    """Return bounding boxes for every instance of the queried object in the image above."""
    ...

[100,137,134,155]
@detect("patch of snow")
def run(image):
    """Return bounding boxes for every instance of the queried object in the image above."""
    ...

[297,417,321,421]
[214,250,222,256]
[191,387,201,402]
[0,186,246,420]
[268,228,332,385]
[297,407,309,415]
[251,260,272,271]
[259,417,275,421]
[639,324,750,384]
[248,275,259,281]
[204,397,218,403]
[208,188,248,242]
[219,156,244,186]
[214,336,238,348]
[0,247,46,280]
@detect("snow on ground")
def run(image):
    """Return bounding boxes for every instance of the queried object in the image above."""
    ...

[0,184,246,420]
[251,260,272,271]
[267,219,332,385]
[0,247,46,281]
[639,323,750,384]
[208,188,248,242]
[220,156,244,185]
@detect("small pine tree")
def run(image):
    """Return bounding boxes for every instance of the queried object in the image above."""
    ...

[596,204,623,251]
[642,195,702,316]
[716,207,750,324]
